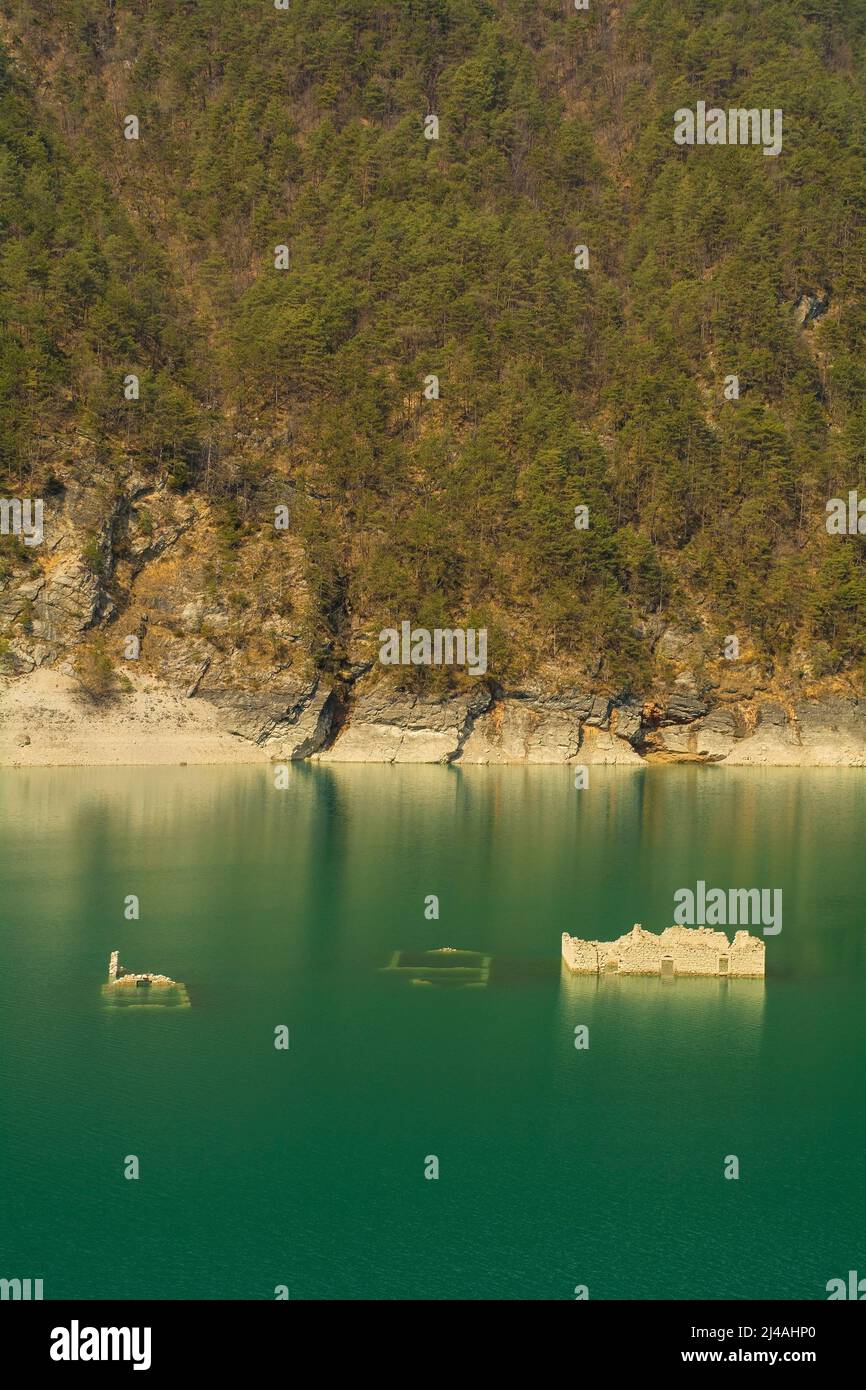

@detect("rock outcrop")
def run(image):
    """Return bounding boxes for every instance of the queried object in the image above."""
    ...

[460,689,606,764]
[316,684,491,764]
[198,675,336,759]
[722,697,866,766]
[3,487,866,767]
[6,666,866,767]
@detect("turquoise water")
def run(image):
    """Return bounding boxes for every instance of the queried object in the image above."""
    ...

[0,764,863,1300]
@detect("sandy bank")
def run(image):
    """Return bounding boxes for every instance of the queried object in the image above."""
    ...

[0,670,266,767]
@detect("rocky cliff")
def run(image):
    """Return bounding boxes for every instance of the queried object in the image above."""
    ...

[3,2,866,767]
[4,648,866,766]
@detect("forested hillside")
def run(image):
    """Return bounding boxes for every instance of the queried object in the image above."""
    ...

[3,0,866,708]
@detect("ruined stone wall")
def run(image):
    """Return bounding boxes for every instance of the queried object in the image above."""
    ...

[655,926,732,977]
[561,934,600,973]
[728,930,766,977]
[562,925,764,977]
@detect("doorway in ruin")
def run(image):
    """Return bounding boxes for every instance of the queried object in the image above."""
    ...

[603,958,619,974]
[660,955,674,979]
[718,955,729,974]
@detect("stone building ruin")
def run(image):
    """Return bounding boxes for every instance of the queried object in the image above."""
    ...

[561,924,765,978]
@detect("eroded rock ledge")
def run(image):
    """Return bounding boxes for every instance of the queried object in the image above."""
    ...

[312,683,866,768]
[3,670,866,767]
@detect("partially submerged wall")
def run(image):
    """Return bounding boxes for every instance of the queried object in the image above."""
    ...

[562,924,765,977]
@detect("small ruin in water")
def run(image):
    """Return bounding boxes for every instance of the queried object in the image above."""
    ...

[383,947,491,988]
[102,950,190,1008]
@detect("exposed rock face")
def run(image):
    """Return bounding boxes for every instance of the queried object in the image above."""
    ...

[316,684,492,764]
[578,723,644,765]
[197,674,335,758]
[645,708,742,760]
[6,667,866,766]
[459,688,600,764]
[24,556,104,643]
[653,623,709,666]
[660,692,710,724]
[264,685,336,760]
[0,460,348,762]
[611,702,642,744]
[794,289,830,328]
[460,700,580,763]
[561,924,765,977]
[724,697,866,766]
[450,684,729,766]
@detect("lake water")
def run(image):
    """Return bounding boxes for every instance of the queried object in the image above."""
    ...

[0,764,863,1300]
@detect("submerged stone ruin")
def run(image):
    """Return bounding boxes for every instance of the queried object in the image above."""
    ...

[103,950,190,1007]
[106,949,176,989]
[382,947,491,988]
[561,924,765,978]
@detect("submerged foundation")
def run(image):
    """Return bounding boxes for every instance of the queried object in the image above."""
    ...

[382,947,491,988]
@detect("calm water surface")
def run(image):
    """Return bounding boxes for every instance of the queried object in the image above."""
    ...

[0,765,863,1299]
